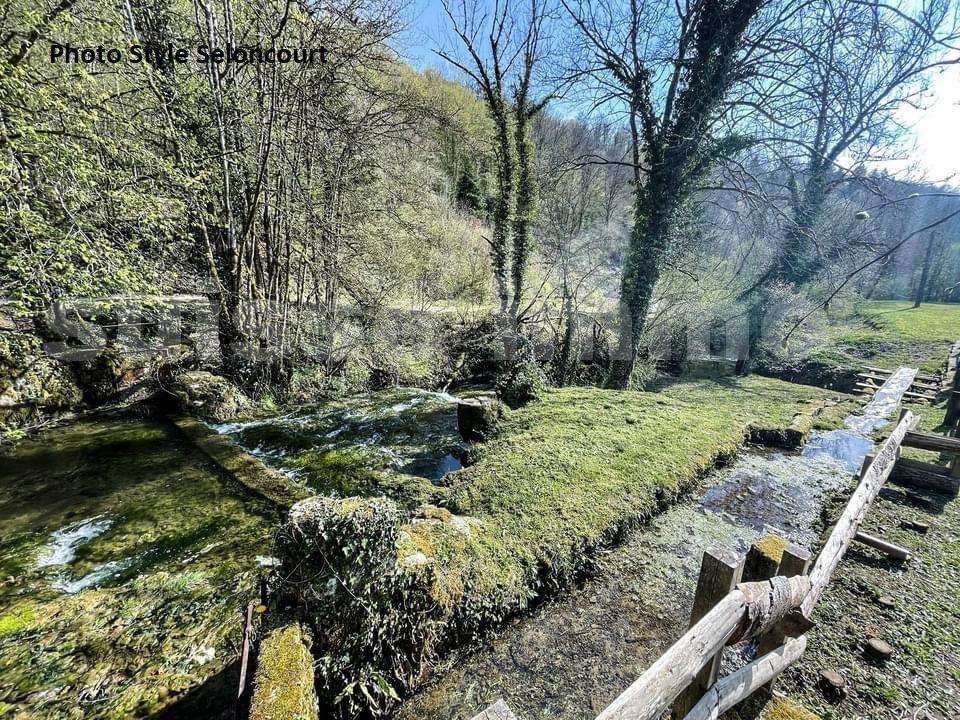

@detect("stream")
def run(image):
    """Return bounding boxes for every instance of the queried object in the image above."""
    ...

[0,388,467,718]
[210,387,466,495]
[0,373,917,719]
[398,368,919,720]
[0,417,278,719]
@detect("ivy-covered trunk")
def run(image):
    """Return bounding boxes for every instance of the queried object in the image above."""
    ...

[607,189,673,389]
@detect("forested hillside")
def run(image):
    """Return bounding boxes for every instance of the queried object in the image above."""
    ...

[3,0,959,418]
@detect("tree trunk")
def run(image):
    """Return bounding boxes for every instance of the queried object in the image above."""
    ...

[556,273,576,385]
[607,193,670,389]
[913,233,935,308]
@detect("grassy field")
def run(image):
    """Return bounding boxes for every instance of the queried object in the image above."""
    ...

[815,301,960,374]
[400,376,855,635]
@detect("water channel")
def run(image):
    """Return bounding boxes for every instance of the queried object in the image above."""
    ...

[398,368,918,720]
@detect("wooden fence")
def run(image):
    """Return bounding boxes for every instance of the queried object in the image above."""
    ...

[472,354,960,720]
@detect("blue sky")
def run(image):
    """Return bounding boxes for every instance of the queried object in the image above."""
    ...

[397,0,958,185]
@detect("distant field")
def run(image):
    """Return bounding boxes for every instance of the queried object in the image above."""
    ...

[815,301,960,374]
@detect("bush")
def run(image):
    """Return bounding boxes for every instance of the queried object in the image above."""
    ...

[495,355,547,407]
[275,497,439,718]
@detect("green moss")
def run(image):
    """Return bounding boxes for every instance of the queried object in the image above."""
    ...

[249,624,318,720]
[289,447,384,496]
[754,534,789,564]
[0,605,35,637]
[167,414,311,507]
[401,377,854,629]
[762,697,821,720]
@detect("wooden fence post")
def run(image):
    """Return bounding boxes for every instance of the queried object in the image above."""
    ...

[670,548,744,720]
[733,537,803,719]
[756,544,812,664]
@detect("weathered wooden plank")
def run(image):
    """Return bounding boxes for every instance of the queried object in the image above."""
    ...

[890,457,959,495]
[471,699,519,720]
[671,549,743,719]
[865,366,938,382]
[903,431,960,454]
[681,636,809,720]
[853,531,911,561]
[800,411,916,618]
[595,576,811,720]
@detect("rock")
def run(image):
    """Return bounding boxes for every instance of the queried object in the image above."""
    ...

[901,520,930,534]
[865,637,894,661]
[456,396,502,442]
[877,595,896,609]
[819,668,847,700]
[0,332,83,432]
[72,347,130,403]
[169,370,251,422]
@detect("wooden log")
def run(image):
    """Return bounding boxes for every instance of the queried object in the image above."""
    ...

[800,411,916,618]
[595,576,811,720]
[902,390,936,401]
[754,545,812,700]
[671,549,744,719]
[890,457,959,495]
[903,431,960,454]
[681,636,809,720]
[853,531,912,561]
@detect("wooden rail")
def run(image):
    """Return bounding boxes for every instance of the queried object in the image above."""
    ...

[594,577,810,720]
[593,408,919,720]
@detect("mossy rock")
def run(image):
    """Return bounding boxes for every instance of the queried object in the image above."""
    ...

[249,624,318,720]
[169,370,252,422]
[71,347,130,404]
[276,496,438,718]
[456,397,502,442]
[0,331,82,433]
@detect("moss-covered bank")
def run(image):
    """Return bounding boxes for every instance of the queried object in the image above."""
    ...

[277,376,855,716]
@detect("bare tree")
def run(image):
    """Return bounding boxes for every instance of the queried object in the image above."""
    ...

[438,0,552,366]
[748,0,960,292]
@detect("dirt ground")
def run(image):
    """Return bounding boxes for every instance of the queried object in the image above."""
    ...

[774,469,960,719]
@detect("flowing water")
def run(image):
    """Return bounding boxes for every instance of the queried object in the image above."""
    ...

[0,374,918,720]
[0,389,469,719]
[399,369,919,720]
[211,387,466,496]
[0,417,279,719]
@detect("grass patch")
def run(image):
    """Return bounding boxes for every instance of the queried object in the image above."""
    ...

[816,301,960,374]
